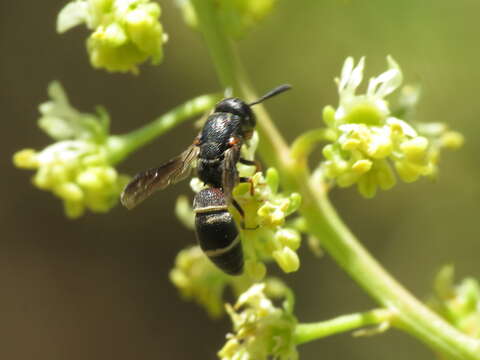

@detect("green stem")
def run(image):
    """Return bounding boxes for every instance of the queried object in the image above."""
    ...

[190,1,480,359]
[191,0,290,168]
[106,94,220,164]
[290,128,337,163]
[294,309,392,345]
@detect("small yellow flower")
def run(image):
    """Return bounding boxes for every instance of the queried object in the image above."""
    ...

[179,133,303,277]
[170,246,229,318]
[58,0,166,73]
[169,246,254,317]
[14,141,129,218]
[430,266,480,338]
[13,82,129,218]
[319,57,464,197]
[232,167,302,275]
[177,0,278,38]
[219,283,298,360]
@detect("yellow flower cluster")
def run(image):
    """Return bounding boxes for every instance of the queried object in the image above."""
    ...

[13,82,129,218]
[175,131,302,277]
[58,0,166,73]
[14,142,128,218]
[218,283,298,360]
[170,246,231,317]
[170,245,257,317]
[177,0,277,38]
[232,168,302,275]
[320,57,464,198]
[172,165,302,300]
[430,266,480,338]
[170,133,303,315]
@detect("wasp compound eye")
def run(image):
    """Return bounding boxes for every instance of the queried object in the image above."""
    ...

[214,98,256,131]
[121,84,290,275]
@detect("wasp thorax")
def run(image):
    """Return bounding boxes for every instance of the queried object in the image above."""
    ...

[214,98,256,132]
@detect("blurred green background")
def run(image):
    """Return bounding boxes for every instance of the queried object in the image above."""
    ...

[1,0,479,359]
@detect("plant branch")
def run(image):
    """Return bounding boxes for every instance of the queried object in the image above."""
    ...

[290,128,337,163]
[294,308,392,345]
[106,94,220,164]
[191,0,291,168]
[190,1,480,358]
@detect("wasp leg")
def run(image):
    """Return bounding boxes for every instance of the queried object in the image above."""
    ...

[232,198,245,217]
[232,199,258,230]
[239,176,256,196]
[239,158,262,172]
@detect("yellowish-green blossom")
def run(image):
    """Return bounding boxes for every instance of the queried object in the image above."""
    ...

[177,0,277,38]
[430,266,480,338]
[171,133,303,316]
[175,195,195,230]
[187,166,302,276]
[175,132,302,277]
[218,283,298,360]
[233,167,302,275]
[320,57,464,198]
[169,245,254,317]
[170,246,230,317]
[172,166,302,315]
[57,0,166,73]
[13,82,129,218]
[14,142,128,218]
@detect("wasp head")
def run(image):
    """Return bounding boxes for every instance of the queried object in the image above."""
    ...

[214,98,256,134]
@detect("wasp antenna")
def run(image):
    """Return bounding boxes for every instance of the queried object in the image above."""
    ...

[249,84,292,106]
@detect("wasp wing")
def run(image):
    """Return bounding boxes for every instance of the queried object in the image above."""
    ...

[222,143,242,203]
[121,144,199,209]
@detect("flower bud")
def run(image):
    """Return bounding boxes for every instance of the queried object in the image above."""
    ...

[266,167,280,194]
[177,0,278,38]
[430,266,480,338]
[441,131,464,149]
[13,149,39,169]
[77,169,103,190]
[58,0,166,73]
[352,159,373,174]
[375,160,396,190]
[174,195,195,230]
[318,57,463,197]
[274,229,301,251]
[272,247,300,273]
[170,246,255,317]
[245,260,267,281]
[170,246,227,317]
[219,283,298,360]
[400,136,428,162]
[13,82,129,218]
[394,160,423,183]
[55,182,84,202]
[186,149,303,275]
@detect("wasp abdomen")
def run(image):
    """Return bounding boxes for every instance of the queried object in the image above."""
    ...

[193,188,243,275]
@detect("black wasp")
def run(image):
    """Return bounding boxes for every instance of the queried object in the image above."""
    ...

[120,85,291,275]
